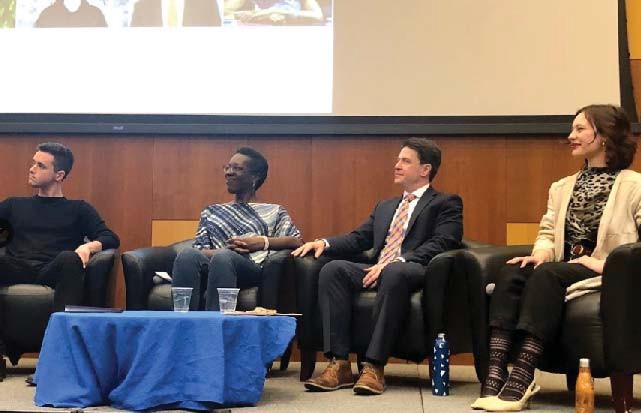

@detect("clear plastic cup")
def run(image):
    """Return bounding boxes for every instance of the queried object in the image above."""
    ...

[217,288,240,313]
[171,287,193,312]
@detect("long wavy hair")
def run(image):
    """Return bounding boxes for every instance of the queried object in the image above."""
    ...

[576,104,636,170]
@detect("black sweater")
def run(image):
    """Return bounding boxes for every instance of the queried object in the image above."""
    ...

[0,196,120,264]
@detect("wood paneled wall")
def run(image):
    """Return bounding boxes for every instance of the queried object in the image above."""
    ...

[632,60,641,120]
[1,135,640,307]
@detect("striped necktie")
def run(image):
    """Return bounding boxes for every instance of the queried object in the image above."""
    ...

[378,193,417,265]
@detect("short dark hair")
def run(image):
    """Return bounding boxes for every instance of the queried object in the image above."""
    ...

[236,147,269,190]
[401,138,441,181]
[37,142,74,180]
[576,104,636,170]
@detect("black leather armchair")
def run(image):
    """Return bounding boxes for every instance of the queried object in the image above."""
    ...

[122,239,296,311]
[455,242,641,413]
[294,239,490,382]
[0,248,116,379]
[121,240,297,368]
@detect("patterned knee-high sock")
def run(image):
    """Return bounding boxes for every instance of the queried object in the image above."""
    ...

[499,334,544,401]
[481,328,511,397]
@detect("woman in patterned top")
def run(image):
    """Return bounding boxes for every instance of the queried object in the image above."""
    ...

[172,147,302,311]
[472,105,641,411]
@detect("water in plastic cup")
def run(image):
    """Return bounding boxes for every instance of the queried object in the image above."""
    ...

[217,288,240,313]
[172,287,193,312]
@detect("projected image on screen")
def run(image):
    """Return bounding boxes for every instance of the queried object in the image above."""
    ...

[0,1,621,119]
[15,0,330,28]
[224,0,328,26]
[0,0,16,28]
[17,0,107,27]
[131,0,221,27]
[16,0,222,28]
[35,0,107,27]
[3,0,334,114]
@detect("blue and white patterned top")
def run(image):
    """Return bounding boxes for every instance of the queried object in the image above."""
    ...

[193,202,300,264]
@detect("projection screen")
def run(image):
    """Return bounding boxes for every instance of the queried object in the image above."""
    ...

[0,0,633,134]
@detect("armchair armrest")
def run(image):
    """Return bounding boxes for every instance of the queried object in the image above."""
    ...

[456,245,533,286]
[83,249,116,307]
[122,246,179,310]
[453,244,532,381]
[423,249,460,344]
[293,255,334,345]
[452,245,532,331]
[260,249,294,312]
[601,241,641,373]
[422,239,495,353]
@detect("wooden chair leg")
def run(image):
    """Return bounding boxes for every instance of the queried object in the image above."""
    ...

[566,371,578,392]
[299,349,316,382]
[427,357,433,383]
[279,340,293,371]
[7,351,20,366]
[610,372,633,413]
[0,357,5,382]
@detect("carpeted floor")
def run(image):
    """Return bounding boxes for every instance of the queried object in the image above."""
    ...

[0,358,638,412]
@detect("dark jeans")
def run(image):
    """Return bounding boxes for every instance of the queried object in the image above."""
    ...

[318,259,425,365]
[0,251,86,312]
[172,248,262,311]
[489,261,597,343]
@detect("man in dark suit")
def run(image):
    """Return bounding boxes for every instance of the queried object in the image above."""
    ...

[292,138,463,395]
[131,0,221,27]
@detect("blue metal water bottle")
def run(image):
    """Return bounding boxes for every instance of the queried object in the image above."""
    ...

[432,332,450,396]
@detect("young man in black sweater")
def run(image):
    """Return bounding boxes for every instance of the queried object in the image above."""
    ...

[0,142,120,311]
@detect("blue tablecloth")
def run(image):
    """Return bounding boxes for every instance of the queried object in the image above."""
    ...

[34,311,296,411]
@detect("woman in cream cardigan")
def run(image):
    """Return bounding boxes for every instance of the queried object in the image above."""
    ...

[472,104,641,411]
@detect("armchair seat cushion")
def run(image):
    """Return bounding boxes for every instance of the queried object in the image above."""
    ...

[350,290,426,361]
[0,284,53,304]
[0,284,54,355]
[146,280,261,311]
[148,284,172,311]
[237,287,259,311]
[0,250,115,364]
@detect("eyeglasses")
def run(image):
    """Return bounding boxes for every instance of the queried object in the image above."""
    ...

[223,164,245,173]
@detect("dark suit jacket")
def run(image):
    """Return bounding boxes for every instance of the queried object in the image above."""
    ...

[326,187,463,267]
[131,0,221,27]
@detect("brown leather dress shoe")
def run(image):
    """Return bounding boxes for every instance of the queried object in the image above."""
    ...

[353,362,385,395]
[304,358,354,391]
